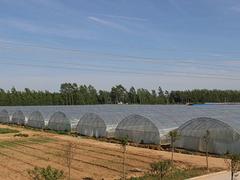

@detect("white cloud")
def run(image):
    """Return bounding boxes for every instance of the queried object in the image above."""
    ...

[230,6,240,13]
[0,18,95,40]
[88,16,130,32]
[223,60,240,66]
[1,69,240,91]
[93,14,148,22]
[167,0,186,15]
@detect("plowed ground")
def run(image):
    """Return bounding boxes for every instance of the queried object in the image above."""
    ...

[0,125,228,180]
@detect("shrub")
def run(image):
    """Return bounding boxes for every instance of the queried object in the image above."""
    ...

[149,160,171,179]
[14,133,29,137]
[129,166,208,180]
[224,153,240,180]
[27,165,65,180]
[82,177,94,180]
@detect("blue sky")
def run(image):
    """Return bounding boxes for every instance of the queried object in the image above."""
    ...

[0,0,240,91]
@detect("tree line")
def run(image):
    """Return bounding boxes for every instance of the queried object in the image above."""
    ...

[0,83,240,106]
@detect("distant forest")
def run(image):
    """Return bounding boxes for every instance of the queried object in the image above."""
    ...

[0,83,240,106]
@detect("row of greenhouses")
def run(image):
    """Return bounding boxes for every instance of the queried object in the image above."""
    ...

[0,110,71,131]
[0,105,240,155]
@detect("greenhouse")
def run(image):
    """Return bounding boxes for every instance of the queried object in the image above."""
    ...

[48,111,71,132]
[76,113,107,137]
[0,104,240,147]
[0,109,10,123]
[27,111,45,129]
[175,117,240,154]
[11,110,25,125]
[115,114,161,144]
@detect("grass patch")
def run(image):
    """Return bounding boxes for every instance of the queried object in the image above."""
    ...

[44,129,70,135]
[28,137,56,144]
[130,167,211,180]
[0,137,57,148]
[0,128,19,134]
[165,167,209,180]
[24,126,43,131]
[0,141,18,148]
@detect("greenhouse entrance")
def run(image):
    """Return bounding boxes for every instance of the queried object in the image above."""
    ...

[76,113,107,138]
[175,117,240,154]
[115,114,160,144]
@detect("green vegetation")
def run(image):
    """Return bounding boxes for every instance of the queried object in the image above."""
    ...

[224,153,240,180]
[0,140,20,148]
[28,165,65,180]
[1,83,240,105]
[0,137,55,148]
[169,130,180,164]
[203,130,210,171]
[14,133,29,137]
[129,160,213,180]
[0,128,19,134]
[27,137,56,144]
[149,160,171,179]
[44,129,69,135]
[23,126,69,135]
[82,178,94,180]
[64,142,76,180]
[130,165,209,180]
[120,136,129,180]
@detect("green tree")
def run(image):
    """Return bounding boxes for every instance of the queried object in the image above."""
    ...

[60,83,71,105]
[158,86,166,104]
[203,130,210,171]
[87,85,98,104]
[137,88,152,104]
[128,86,137,104]
[111,85,128,104]
[151,90,157,104]
[169,130,180,164]
[120,136,129,180]
[78,85,88,104]
[0,89,7,106]
[2,84,240,106]
[165,90,170,104]
[64,142,76,180]
[98,90,111,104]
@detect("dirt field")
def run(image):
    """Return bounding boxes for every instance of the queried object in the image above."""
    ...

[0,124,228,180]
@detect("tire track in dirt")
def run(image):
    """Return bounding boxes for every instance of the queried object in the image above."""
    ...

[55,139,161,161]
[39,141,150,170]
[0,160,29,179]
[0,140,122,174]
[21,138,150,170]
[50,140,157,165]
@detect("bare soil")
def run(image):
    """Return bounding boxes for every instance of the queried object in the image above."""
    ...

[0,124,228,180]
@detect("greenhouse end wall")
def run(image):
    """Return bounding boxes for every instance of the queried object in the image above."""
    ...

[115,114,160,144]
[48,111,71,132]
[175,117,240,154]
[76,113,107,138]
[27,111,45,129]
[0,109,10,123]
[11,110,25,125]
